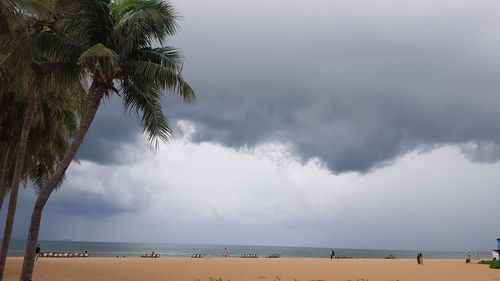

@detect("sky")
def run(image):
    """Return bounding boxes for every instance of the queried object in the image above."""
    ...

[3,0,500,251]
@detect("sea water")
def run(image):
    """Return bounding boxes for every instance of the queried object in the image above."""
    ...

[5,240,491,259]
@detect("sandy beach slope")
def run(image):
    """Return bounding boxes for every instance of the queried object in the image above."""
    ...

[4,258,499,281]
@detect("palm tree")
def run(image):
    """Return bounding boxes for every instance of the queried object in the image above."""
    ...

[0,2,84,278]
[0,88,80,279]
[19,1,194,280]
[0,91,25,213]
[0,77,80,213]
[24,82,82,192]
[0,20,41,281]
[0,152,10,211]
[0,92,23,213]
[0,75,82,281]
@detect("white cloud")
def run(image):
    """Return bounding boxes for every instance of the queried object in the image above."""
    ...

[39,121,500,251]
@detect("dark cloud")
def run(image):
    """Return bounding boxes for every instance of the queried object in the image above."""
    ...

[77,96,142,165]
[77,0,500,173]
[159,0,500,172]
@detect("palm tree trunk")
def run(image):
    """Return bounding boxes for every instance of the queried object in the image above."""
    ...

[0,150,12,215]
[0,82,40,281]
[19,88,104,281]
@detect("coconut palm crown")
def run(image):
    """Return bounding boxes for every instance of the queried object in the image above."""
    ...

[57,0,195,145]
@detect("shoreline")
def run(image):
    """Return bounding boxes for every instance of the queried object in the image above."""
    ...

[5,256,474,260]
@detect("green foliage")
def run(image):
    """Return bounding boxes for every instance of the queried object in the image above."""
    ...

[0,0,83,193]
[1,0,196,187]
[1,2,195,280]
[489,261,500,269]
[55,0,195,148]
[478,260,500,269]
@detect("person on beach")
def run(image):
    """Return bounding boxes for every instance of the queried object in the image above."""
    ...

[466,252,471,263]
[224,248,228,257]
[35,244,41,261]
[330,249,335,260]
[418,253,424,265]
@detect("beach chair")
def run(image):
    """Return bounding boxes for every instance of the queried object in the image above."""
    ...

[241,254,258,258]
[267,254,280,258]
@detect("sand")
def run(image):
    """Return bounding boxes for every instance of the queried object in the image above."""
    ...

[4,258,500,281]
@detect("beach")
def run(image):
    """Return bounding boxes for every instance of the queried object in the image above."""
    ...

[3,258,499,281]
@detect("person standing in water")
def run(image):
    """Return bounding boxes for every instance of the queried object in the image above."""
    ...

[330,249,335,260]
[224,248,228,257]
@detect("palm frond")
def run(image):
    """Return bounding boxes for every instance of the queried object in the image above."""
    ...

[125,60,195,103]
[0,0,51,31]
[78,43,120,77]
[111,0,177,37]
[132,46,182,72]
[110,0,178,55]
[56,0,113,46]
[28,31,84,64]
[121,79,172,147]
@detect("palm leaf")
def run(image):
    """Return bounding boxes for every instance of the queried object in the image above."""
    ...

[111,0,178,55]
[133,46,182,72]
[78,43,120,77]
[56,0,113,46]
[121,79,172,147]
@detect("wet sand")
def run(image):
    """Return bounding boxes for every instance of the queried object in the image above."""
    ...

[4,258,499,281]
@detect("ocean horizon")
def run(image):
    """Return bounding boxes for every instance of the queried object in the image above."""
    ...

[4,240,492,260]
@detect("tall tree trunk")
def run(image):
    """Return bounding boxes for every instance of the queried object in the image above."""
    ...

[20,88,104,281]
[0,150,12,215]
[0,82,40,281]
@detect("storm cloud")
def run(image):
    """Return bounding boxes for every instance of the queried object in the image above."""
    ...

[158,0,500,173]
[77,0,500,173]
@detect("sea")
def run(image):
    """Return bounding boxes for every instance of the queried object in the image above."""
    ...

[5,240,492,260]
